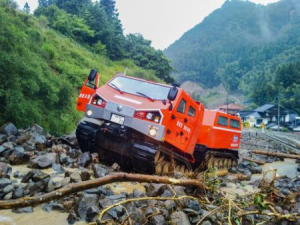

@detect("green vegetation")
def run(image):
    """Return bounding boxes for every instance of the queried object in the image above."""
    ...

[164,0,300,113]
[0,0,162,135]
[35,0,173,82]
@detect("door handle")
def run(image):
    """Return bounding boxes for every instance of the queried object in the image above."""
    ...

[184,118,188,123]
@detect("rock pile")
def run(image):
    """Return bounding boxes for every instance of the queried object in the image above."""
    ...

[0,123,300,225]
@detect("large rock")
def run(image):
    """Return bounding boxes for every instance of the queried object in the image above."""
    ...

[0,162,12,178]
[0,146,6,155]
[9,150,29,165]
[145,183,167,197]
[28,153,57,169]
[76,193,99,220]
[27,125,47,145]
[0,178,12,189]
[152,215,166,225]
[0,134,6,145]
[22,169,50,183]
[170,211,191,225]
[78,152,92,168]
[86,206,100,222]
[0,123,18,136]
[92,164,108,178]
[13,187,24,199]
[2,142,14,150]
[70,171,82,183]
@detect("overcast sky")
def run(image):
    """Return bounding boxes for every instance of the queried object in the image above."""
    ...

[16,0,279,49]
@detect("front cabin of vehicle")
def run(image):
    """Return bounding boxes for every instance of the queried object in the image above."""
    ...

[76,70,204,158]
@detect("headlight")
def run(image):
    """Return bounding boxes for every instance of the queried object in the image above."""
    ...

[97,99,103,106]
[146,113,153,120]
[87,109,93,116]
[149,127,157,137]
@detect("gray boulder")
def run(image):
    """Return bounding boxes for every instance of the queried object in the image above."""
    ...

[170,211,191,225]
[0,162,12,178]
[0,123,18,136]
[28,153,57,169]
[92,164,108,178]
[76,193,99,220]
[78,152,92,168]
[152,215,166,225]
[145,183,167,197]
[0,178,12,189]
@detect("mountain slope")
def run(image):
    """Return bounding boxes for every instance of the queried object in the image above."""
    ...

[0,1,160,135]
[164,0,300,91]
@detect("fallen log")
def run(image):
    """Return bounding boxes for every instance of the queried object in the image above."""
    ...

[252,150,300,160]
[216,169,228,177]
[0,172,206,210]
[243,157,265,165]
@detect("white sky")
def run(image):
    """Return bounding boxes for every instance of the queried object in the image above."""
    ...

[16,0,279,49]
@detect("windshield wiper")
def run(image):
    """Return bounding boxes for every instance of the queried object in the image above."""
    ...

[136,91,154,102]
[109,83,123,94]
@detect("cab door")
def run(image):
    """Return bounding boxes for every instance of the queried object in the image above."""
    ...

[167,97,188,151]
[76,69,99,112]
[166,93,199,153]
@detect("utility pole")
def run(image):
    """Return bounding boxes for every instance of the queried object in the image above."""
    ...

[277,91,280,132]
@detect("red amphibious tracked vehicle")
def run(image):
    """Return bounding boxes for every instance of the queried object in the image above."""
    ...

[76,69,242,174]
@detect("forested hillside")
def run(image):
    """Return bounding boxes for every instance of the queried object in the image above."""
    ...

[164,0,300,112]
[0,0,172,135]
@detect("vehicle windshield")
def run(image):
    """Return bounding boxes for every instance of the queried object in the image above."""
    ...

[108,76,170,100]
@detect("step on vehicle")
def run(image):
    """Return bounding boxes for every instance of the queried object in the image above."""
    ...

[76,69,242,175]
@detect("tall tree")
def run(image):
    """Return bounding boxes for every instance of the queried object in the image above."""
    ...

[100,0,117,18]
[23,2,30,13]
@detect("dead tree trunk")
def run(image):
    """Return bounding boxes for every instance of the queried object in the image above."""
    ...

[0,172,206,210]
[243,157,265,165]
[252,150,300,160]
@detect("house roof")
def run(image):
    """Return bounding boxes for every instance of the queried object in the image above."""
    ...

[217,104,245,110]
[255,104,276,113]
[239,111,264,119]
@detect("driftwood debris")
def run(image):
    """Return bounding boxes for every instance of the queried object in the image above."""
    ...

[0,172,206,210]
[252,150,300,160]
[243,157,265,165]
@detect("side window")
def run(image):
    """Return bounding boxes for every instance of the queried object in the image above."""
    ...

[188,106,196,117]
[218,116,228,126]
[230,119,240,129]
[177,99,186,114]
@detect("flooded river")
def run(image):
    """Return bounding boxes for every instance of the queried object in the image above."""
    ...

[0,164,145,225]
[0,207,88,225]
[0,159,297,224]
[250,158,298,182]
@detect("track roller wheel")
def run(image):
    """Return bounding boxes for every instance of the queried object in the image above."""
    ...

[162,162,170,176]
[223,159,228,168]
[155,162,164,175]
[179,165,186,174]
[218,159,223,169]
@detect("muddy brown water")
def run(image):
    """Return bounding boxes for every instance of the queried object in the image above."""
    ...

[0,164,145,225]
[222,159,298,199]
[250,158,298,182]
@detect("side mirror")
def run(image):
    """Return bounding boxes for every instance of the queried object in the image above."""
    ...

[88,69,97,82]
[167,86,178,101]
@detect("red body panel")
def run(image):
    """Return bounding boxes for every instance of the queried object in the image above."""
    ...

[198,110,242,149]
